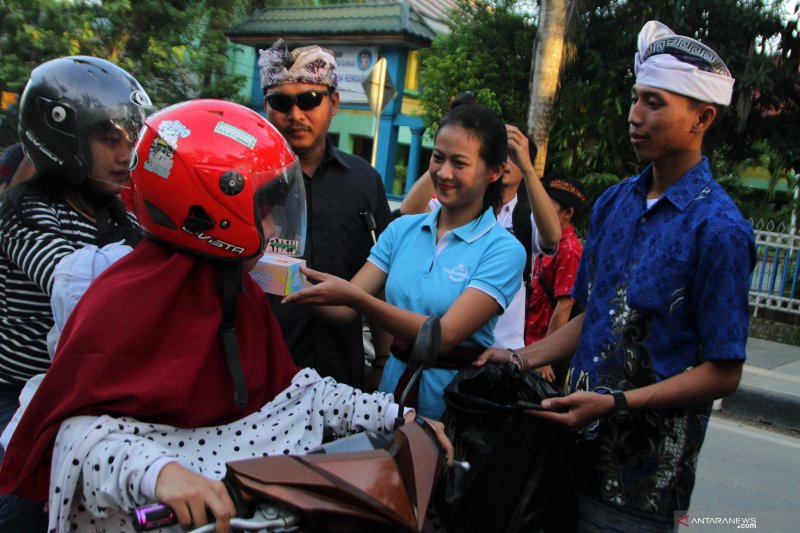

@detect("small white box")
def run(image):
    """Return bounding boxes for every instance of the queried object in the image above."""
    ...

[249,253,306,296]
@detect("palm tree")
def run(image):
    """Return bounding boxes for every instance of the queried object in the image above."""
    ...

[527,0,570,175]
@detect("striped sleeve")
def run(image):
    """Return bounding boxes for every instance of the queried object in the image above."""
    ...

[0,199,96,296]
[0,197,98,383]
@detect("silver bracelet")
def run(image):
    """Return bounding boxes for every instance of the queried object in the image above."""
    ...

[506,349,526,370]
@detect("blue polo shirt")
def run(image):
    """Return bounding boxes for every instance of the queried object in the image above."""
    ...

[569,157,756,519]
[373,207,525,419]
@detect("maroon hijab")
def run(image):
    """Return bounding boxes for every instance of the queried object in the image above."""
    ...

[0,239,298,500]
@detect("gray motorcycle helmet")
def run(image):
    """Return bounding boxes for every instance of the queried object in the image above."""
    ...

[18,56,152,183]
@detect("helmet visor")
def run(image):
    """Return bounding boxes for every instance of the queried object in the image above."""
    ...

[253,159,306,257]
[83,113,149,190]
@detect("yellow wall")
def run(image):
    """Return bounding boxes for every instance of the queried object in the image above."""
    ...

[404,50,420,94]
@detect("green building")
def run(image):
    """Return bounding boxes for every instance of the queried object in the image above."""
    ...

[226,0,454,200]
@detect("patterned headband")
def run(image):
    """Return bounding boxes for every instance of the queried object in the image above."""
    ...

[258,38,338,91]
[548,179,586,203]
[642,35,731,78]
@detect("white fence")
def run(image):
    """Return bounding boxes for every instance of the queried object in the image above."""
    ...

[750,220,800,316]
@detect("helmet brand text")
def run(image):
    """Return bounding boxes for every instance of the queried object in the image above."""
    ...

[182,227,246,255]
[25,131,63,165]
[130,90,152,107]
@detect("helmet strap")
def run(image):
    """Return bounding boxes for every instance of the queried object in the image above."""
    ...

[216,262,249,408]
[95,201,142,247]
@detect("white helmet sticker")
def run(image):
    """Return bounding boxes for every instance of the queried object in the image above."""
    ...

[214,121,257,149]
[157,120,191,151]
[143,139,174,179]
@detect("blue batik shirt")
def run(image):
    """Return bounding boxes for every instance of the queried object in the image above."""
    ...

[569,157,756,520]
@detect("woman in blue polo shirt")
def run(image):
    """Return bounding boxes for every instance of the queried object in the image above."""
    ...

[284,105,525,419]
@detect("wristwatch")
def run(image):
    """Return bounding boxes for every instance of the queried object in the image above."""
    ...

[605,390,633,423]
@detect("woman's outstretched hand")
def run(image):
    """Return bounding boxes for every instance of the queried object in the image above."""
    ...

[282,266,360,307]
[154,462,236,533]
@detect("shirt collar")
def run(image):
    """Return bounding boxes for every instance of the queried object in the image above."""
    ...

[500,194,518,214]
[496,194,518,226]
[632,157,714,212]
[421,206,498,243]
[324,137,351,170]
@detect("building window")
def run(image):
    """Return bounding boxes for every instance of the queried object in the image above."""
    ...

[392,143,411,195]
[352,135,373,163]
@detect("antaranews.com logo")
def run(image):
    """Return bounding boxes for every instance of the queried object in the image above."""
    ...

[676,514,757,529]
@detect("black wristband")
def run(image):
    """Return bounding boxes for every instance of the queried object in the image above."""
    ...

[604,390,632,423]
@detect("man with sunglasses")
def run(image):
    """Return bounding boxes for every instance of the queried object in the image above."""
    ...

[478,21,756,531]
[258,39,392,388]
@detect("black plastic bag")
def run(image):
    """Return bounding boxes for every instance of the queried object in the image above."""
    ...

[434,362,577,533]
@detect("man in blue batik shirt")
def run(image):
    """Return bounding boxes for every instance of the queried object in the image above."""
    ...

[478,20,756,531]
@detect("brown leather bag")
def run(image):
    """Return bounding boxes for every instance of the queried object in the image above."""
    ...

[224,420,443,532]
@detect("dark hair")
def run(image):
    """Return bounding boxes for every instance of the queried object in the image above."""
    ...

[437,104,506,213]
[686,97,725,132]
[448,91,477,111]
[543,170,587,216]
[0,172,141,246]
[1,170,77,220]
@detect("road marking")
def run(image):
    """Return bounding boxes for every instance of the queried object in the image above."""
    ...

[743,364,800,384]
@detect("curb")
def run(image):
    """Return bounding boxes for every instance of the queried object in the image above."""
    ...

[720,384,800,433]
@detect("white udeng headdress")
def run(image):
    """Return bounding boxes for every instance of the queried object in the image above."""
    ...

[634,21,735,106]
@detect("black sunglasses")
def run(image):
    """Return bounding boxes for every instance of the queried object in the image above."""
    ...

[265,90,331,113]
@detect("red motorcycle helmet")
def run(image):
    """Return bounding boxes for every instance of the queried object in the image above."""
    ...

[130,99,306,261]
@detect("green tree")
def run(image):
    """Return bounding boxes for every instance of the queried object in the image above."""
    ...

[420,0,798,206]
[0,0,251,145]
[0,2,78,94]
[419,0,536,132]
[186,0,250,101]
[549,0,799,184]
[0,1,77,143]
[262,0,369,4]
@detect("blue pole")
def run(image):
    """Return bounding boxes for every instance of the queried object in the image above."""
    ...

[405,127,424,193]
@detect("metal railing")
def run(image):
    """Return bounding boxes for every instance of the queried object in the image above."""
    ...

[750,219,800,316]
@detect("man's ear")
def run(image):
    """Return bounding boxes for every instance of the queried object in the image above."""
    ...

[329,90,340,117]
[693,104,717,133]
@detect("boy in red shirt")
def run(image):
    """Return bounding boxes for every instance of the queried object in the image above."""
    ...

[525,174,586,384]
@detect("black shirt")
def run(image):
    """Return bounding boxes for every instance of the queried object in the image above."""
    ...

[269,141,391,387]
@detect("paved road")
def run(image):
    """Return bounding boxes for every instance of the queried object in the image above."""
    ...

[690,415,800,531]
